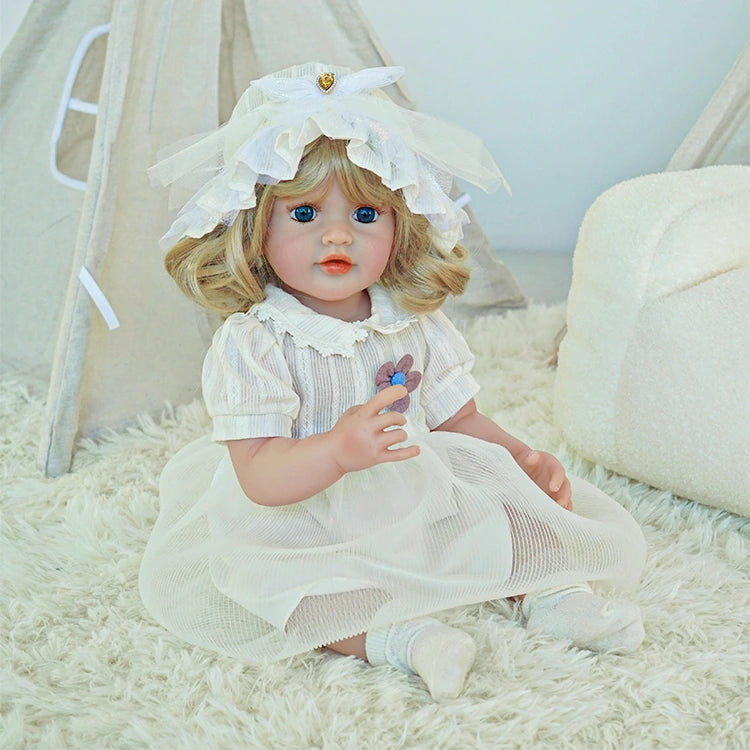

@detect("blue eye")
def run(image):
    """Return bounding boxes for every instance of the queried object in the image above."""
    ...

[290,205,316,222]
[353,206,378,224]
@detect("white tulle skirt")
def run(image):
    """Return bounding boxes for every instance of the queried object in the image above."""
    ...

[139,421,646,662]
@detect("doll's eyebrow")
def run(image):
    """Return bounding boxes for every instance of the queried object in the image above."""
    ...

[284,187,327,204]
[285,199,322,211]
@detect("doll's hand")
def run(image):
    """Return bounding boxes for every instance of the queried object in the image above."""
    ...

[330,385,420,474]
[517,449,572,510]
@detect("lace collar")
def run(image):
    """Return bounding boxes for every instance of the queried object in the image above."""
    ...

[251,284,417,356]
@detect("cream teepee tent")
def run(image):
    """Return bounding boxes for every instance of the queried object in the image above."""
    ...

[666,44,749,171]
[0,0,526,476]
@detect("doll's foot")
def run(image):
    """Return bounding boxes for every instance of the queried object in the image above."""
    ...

[366,618,476,700]
[410,623,476,701]
[521,584,644,654]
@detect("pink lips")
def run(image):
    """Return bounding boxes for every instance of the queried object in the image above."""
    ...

[320,253,353,275]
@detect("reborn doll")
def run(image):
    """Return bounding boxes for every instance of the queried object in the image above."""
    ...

[140,63,646,701]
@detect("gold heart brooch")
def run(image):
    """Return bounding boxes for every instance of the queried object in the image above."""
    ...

[316,72,336,94]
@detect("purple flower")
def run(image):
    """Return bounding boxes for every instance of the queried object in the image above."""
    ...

[375,354,422,413]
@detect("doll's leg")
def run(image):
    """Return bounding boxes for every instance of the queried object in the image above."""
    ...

[521,583,644,653]
[358,619,476,701]
[288,588,475,700]
[326,633,367,660]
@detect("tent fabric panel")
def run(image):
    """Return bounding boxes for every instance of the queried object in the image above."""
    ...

[0,0,113,383]
[39,0,140,476]
[219,0,259,123]
[41,0,224,475]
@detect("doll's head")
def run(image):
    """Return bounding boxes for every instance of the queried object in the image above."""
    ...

[154,63,507,316]
[165,136,469,316]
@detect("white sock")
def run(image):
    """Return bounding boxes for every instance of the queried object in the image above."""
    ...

[521,583,644,654]
[365,618,476,700]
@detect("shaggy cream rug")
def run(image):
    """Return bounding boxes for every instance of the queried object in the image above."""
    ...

[2,304,748,750]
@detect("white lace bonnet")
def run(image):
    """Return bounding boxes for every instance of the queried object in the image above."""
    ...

[150,62,509,252]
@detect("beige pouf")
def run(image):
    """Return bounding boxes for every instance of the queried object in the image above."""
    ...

[554,166,750,517]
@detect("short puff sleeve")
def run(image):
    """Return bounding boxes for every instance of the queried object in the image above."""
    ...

[202,313,300,441]
[419,310,480,428]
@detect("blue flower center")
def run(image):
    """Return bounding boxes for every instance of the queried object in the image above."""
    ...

[391,371,406,386]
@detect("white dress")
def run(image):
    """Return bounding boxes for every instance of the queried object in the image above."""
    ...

[139,285,646,662]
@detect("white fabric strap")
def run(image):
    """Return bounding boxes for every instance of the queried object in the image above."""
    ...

[78,266,120,330]
[50,24,110,191]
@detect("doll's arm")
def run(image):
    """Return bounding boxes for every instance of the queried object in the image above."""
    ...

[226,385,419,506]
[433,399,572,509]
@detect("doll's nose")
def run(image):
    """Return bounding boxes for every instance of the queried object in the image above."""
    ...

[321,221,353,246]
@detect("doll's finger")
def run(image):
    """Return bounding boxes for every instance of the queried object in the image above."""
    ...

[523,450,539,468]
[381,428,409,448]
[554,478,573,510]
[381,444,420,462]
[548,465,567,493]
[374,411,407,431]
[367,385,408,415]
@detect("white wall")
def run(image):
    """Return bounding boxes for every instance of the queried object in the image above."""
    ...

[3,0,747,252]
[358,0,748,252]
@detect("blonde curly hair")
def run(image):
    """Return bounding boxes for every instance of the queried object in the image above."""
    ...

[164,137,470,316]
